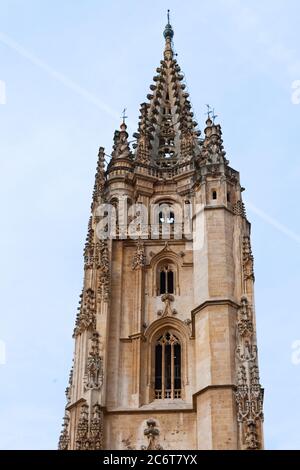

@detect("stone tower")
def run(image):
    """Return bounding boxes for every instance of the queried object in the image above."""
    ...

[58,17,264,451]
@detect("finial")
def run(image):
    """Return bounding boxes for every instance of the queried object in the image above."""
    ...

[212,108,218,124]
[163,9,174,40]
[163,10,174,60]
[205,104,213,126]
[121,107,128,124]
[205,104,212,119]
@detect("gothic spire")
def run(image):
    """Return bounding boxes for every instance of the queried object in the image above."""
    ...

[133,12,201,167]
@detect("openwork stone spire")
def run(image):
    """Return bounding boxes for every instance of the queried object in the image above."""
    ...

[134,14,201,167]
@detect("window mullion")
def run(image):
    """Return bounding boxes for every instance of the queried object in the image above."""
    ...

[171,342,174,399]
[165,268,168,293]
[162,343,165,399]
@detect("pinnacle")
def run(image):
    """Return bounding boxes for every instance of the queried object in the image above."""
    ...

[110,121,132,161]
[200,117,229,166]
[134,37,201,166]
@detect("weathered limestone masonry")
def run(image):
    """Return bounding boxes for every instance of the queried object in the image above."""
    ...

[58,17,264,450]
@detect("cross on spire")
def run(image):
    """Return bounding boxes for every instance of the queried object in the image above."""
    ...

[205,104,212,119]
[212,109,218,124]
[167,9,170,24]
[121,108,128,124]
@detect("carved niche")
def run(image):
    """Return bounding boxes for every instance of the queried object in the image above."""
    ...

[84,332,103,390]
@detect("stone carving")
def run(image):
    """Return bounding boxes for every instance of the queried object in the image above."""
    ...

[75,403,89,450]
[75,402,104,450]
[65,367,73,406]
[233,200,246,218]
[237,297,253,337]
[235,296,264,450]
[84,332,103,390]
[141,419,163,450]
[92,147,106,210]
[111,122,132,161]
[236,341,257,362]
[122,437,136,450]
[58,411,70,450]
[98,240,110,301]
[225,166,239,184]
[132,239,146,270]
[84,217,94,269]
[89,404,104,450]
[245,421,260,450]
[73,288,96,337]
[180,131,196,162]
[243,236,255,282]
[200,118,229,166]
[84,241,100,271]
[135,103,152,163]
[236,366,247,393]
[157,294,176,317]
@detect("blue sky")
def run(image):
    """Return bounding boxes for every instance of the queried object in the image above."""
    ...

[0,0,300,449]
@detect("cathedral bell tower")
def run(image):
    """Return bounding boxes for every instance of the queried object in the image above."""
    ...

[58,15,264,451]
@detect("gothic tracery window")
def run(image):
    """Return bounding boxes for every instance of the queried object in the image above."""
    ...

[155,332,181,399]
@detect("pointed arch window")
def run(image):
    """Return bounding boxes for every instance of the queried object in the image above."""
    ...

[155,332,181,399]
[159,265,174,294]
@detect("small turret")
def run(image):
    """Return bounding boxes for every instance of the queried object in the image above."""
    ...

[107,120,133,177]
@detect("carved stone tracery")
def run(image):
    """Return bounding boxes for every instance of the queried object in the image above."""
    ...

[75,403,104,450]
[235,296,264,450]
[89,404,104,450]
[73,288,96,337]
[97,240,110,301]
[243,236,255,282]
[75,403,89,450]
[132,239,146,270]
[58,411,70,450]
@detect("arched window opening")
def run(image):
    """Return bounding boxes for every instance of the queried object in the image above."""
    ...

[159,266,174,294]
[110,198,119,224]
[159,211,175,224]
[167,270,174,293]
[212,190,217,200]
[164,150,174,159]
[155,332,181,399]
